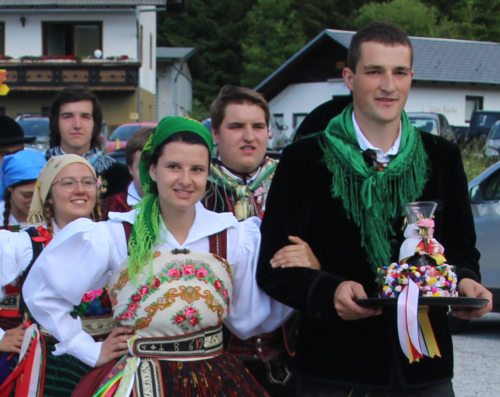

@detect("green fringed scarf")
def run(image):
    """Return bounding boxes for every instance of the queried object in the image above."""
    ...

[321,104,429,271]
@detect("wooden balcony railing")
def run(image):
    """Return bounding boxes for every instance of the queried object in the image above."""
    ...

[0,58,140,91]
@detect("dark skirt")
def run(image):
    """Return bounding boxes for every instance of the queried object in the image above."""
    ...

[73,352,270,397]
[0,317,24,384]
[43,344,91,397]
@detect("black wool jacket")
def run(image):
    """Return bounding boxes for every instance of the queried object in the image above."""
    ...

[256,131,480,391]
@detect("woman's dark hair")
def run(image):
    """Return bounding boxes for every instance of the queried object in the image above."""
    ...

[2,189,12,229]
[148,131,211,195]
[49,85,103,149]
[1,180,36,229]
[149,131,211,167]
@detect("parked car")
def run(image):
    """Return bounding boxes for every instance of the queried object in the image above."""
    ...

[484,120,500,158]
[468,161,500,312]
[450,160,500,332]
[105,122,157,153]
[467,110,500,142]
[407,112,453,139]
[15,114,50,152]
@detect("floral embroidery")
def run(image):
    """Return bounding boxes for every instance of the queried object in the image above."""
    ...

[115,259,230,323]
[31,225,52,246]
[71,288,112,317]
[172,305,203,331]
[134,285,225,330]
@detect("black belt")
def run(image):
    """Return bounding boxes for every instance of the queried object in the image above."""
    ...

[132,325,223,360]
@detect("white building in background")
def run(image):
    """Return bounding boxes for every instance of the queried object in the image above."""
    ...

[156,47,196,119]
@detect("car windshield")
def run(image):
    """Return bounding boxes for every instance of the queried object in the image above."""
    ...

[476,114,500,129]
[490,124,500,139]
[408,117,437,134]
[18,118,50,138]
[110,125,143,140]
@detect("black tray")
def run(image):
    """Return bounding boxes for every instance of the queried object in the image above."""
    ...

[356,297,488,309]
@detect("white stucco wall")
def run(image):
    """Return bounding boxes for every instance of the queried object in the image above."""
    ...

[267,81,500,133]
[268,80,350,133]
[157,61,193,118]
[137,6,156,94]
[406,85,500,127]
[2,10,138,58]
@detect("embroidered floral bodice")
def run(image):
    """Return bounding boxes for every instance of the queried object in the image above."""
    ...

[110,249,233,338]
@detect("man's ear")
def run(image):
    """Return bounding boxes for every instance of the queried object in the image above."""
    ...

[343,67,355,91]
[212,128,220,145]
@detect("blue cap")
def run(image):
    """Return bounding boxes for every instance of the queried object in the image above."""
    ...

[1,149,46,200]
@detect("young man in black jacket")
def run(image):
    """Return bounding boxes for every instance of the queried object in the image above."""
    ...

[257,21,492,397]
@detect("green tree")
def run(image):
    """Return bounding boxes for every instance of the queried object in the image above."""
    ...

[294,0,368,39]
[354,0,460,38]
[448,0,500,41]
[241,0,306,88]
[158,0,255,112]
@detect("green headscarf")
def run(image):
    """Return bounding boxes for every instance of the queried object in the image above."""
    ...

[321,104,429,271]
[128,116,213,281]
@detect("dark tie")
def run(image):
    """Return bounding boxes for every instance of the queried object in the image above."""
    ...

[362,149,386,171]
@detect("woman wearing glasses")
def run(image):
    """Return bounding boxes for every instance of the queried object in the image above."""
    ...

[22,117,317,396]
[0,154,114,396]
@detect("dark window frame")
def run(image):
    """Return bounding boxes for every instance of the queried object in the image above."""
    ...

[465,96,483,123]
[42,21,102,58]
[0,23,4,55]
[293,113,308,129]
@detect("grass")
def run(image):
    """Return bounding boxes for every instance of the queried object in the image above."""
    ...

[458,138,498,181]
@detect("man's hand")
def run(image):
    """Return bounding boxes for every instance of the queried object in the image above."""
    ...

[0,324,25,353]
[270,236,320,270]
[451,278,493,320]
[334,281,382,320]
[95,326,134,367]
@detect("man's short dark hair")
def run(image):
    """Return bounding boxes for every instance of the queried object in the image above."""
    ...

[49,85,103,149]
[210,85,270,132]
[125,126,153,167]
[347,22,414,71]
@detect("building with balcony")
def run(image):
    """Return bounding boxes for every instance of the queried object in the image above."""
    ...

[0,0,164,130]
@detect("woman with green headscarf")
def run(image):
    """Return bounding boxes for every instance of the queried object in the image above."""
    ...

[23,116,315,396]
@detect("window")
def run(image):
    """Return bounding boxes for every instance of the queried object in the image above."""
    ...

[0,23,4,55]
[293,113,308,129]
[481,170,500,201]
[43,22,102,58]
[149,33,153,70]
[139,25,143,63]
[465,96,483,123]
[273,113,284,129]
